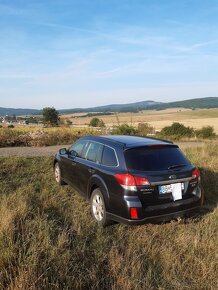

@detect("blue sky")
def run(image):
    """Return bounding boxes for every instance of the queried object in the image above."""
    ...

[0,0,218,109]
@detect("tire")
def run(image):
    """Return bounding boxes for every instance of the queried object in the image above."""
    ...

[54,162,66,186]
[90,188,111,227]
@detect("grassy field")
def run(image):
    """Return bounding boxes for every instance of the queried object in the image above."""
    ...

[0,144,217,289]
[63,108,218,133]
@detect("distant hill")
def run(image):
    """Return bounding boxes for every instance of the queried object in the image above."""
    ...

[0,97,218,116]
[148,97,218,110]
[0,107,40,117]
[43,97,218,114]
[59,100,160,114]
[0,100,160,116]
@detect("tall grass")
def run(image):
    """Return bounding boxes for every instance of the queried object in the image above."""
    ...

[0,127,97,147]
[0,125,217,148]
[0,145,217,289]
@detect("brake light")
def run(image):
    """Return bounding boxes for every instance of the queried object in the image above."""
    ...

[130,207,138,219]
[114,173,150,191]
[114,173,136,186]
[134,176,150,186]
[192,168,200,179]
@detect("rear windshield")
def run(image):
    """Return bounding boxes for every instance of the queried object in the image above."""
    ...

[124,146,190,171]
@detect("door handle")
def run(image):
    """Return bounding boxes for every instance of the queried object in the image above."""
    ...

[88,168,95,174]
[71,161,77,166]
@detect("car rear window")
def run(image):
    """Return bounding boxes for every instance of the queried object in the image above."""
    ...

[124,146,190,171]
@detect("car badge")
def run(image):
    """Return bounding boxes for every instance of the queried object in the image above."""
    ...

[169,175,177,179]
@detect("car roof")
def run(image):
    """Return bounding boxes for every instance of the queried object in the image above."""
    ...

[80,135,175,149]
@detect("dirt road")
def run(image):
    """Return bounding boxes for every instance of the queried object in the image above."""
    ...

[0,145,67,157]
[0,141,214,157]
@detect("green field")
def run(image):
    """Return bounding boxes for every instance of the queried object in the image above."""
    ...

[0,145,217,289]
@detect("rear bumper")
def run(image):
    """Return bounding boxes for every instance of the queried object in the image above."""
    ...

[106,205,201,225]
[107,184,204,225]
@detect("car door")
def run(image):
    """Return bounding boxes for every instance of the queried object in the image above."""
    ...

[75,141,104,195]
[61,140,89,189]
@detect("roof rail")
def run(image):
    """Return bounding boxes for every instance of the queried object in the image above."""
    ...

[81,134,174,145]
[82,135,126,146]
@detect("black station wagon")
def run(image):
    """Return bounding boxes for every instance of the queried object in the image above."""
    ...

[54,135,204,226]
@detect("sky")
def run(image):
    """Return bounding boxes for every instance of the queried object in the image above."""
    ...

[0,0,218,109]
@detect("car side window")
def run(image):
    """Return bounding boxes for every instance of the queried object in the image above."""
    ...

[86,142,103,163]
[80,142,90,158]
[96,144,104,164]
[101,146,118,166]
[68,140,87,158]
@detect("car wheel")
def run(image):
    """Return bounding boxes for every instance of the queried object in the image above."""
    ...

[54,162,66,186]
[90,188,111,227]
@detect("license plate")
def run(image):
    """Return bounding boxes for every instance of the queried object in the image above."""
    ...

[159,183,184,194]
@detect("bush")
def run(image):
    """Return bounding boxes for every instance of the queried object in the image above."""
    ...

[89,118,105,127]
[7,124,15,128]
[138,123,154,136]
[42,107,60,126]
[195,126,216,139]
[159,122,194,139]
[112,124,138,135]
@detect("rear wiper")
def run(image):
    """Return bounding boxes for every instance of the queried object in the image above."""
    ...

[168,164,186,170]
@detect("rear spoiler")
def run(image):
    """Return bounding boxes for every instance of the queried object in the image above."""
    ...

[124,144,179,151]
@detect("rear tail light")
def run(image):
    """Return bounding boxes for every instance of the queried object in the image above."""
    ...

[114,173,150,191]
[130,207,138,219]
[114,173,136,186]
[192,168,200,179]
[134,176,150,186]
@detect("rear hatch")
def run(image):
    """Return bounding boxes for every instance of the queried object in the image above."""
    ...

[124,145,198,208]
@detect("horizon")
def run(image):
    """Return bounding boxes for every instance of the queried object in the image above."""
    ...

[0,96,217,111]
[1,1,218,109]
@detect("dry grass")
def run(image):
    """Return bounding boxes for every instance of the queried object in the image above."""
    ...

[0,144,217,289]
[149,118,218,133]
[0,127,97,147]
[65,108,218,133]
[0,108,217,148]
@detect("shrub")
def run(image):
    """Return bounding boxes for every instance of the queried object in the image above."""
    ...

[195,126,216,139]
[89,118,105,127]
[7,124,15,128]
[112,124,138,135]
[42,107,60,126]
[159,122,194,139]
[138,122,154,135]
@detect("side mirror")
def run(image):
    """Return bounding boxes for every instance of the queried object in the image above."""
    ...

[59,148,67,155]
[69,149,77,158]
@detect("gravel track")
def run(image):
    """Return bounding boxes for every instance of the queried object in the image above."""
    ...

[0,145,68,157]
[0,141,214,157]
